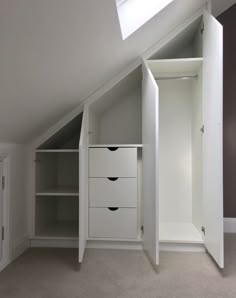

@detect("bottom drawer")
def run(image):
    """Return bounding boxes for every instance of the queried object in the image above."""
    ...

[89,208,137,239]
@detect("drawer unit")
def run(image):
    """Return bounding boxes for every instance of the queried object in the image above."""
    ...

[89,147,137,177]
[89,208,137,239]
[89,178,137,207]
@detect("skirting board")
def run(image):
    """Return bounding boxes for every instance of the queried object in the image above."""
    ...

[11,237,30,262]
[87,240,143,250]
[224,218,236,233]
[160,242,205,252]
[30,238,204,252]
[31,239,78,248]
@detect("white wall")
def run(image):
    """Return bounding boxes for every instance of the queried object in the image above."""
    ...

[98,89,142,144]
[0,143,29,261]
[159,80,193,223]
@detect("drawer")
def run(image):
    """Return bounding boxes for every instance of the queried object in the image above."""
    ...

[89,148,137,177]
[89,178,137,207]
[89,208,137,239]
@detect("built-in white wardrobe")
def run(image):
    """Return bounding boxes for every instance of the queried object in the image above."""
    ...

[30,11,224,270]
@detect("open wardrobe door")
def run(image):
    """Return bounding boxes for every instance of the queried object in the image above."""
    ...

[202,11,224,268]
[79,106,89,264]
[142,61,159,267]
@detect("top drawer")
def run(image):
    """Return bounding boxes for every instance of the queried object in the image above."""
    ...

[89,147,137,177]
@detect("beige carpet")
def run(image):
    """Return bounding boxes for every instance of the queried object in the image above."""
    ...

[0,234,235,298]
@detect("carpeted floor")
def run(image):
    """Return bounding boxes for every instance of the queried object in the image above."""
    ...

[0,234,236,298]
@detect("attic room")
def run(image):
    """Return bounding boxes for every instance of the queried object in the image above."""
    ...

[0,0,236,297]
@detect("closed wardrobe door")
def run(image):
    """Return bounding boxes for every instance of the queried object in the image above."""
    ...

[202,11,224,268]
[142,61,159,267]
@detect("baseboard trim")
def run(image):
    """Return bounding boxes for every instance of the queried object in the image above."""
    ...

[224,218,236,233]
[30,239,78,248]
[160,242,205,252]
[11,237,30,261]
[87,240,143,250]
[0,260,10,272]
[30,238,205,252]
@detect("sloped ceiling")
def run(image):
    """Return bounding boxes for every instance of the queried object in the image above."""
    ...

[0,0,233,143]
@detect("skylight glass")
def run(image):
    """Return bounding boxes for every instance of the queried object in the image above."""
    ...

[116,0,174,40]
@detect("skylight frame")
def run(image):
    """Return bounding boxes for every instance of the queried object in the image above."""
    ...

[115,0,174,40]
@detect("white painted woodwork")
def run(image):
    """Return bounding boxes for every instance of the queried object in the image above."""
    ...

[36,186,79,196]
[89,148,137,178]
[89,178,137,208]
[35,152,79,194]
[89,144,143,148]
[87,70,142,146]
[159,222,203,244]
[89,208,137,239]
[36,150,79,153]
[79,107,89,263]
[35,196,78,238]
[142,62,159,266]
[147,58,203,78]
[192,67,203,233]
[158,79,193,223]
[0,162,3,260]
[202,12,224,268]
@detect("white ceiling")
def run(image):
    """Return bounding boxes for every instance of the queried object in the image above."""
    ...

[0,0,234,143]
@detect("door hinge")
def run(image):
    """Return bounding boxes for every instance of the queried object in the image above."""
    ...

[1,176,5,190]
[201,226,206,236]
[201,21,204,34]
[200,125,205,134]
[2,226,4,241]
[141,225,144,235]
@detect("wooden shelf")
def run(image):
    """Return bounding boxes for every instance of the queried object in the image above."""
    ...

[36,186,79,196]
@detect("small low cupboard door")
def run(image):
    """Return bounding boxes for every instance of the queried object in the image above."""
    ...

[202,11,224,268]
[142,61,159,267]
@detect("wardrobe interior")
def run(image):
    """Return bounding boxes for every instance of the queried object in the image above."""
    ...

[35,113,83,238]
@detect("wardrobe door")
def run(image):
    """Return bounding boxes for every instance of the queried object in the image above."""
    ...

[202,12,224,268]
[0,162,3,261]
[79,106,88,264]
[142,62,159,267]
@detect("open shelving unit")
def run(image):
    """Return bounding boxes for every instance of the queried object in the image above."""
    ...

[34,113,82,239]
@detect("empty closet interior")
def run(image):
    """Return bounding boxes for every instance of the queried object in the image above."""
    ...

[34,113,82,238]
[148,59,203,244]
[88,69,142,145]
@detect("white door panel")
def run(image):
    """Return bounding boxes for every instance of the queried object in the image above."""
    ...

[0,162,3,261]
[142,61,159,266]
[202,12,224,268]
[79,107,88,263]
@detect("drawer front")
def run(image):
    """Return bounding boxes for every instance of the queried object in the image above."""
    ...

[89,178,137,207]
[89,148,137,177]
[89,208,137,239]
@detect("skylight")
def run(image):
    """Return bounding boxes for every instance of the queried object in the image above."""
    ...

[116,0,174,40]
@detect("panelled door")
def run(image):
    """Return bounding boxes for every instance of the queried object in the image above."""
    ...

[142,61,159,267]
[79,107,89,264]
[0,162,3,261]
[202,11,224,268]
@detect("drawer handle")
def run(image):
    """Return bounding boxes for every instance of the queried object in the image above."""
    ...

[107,147,119,151]
[108,177,119,181]
[108,207,119,211]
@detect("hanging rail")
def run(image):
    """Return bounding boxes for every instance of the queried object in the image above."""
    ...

[155,74,198,81]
